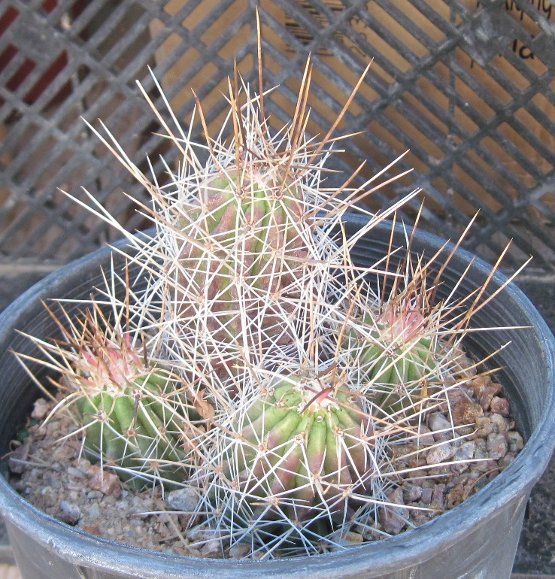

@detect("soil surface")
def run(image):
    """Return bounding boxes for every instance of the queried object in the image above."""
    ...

[7,364,523,559]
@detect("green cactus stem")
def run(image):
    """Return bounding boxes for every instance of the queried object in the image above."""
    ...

[355,304,438,413]
[225,374,373,517]
[77,374,187,483]
[175,165,305,343]
[72,336,193,487]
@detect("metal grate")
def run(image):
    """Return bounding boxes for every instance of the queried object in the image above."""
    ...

[0,0,553,273]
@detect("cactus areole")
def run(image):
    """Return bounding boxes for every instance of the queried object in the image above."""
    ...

[226,375,373,516]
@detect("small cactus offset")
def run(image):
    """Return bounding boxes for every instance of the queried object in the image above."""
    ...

[74,350,189,486]
[225,373,371,508]
[192,366,391,555]
[345,272,442,414]
[16,288,201,488]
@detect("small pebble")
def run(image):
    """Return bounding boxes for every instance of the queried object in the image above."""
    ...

[428,413,452,442]
[426,443,455,465]
[201,539,223,557]
[416,424,435,446]
[446,484,465,508]
[452,441,476,473]
[420,488,433,505]
[507,431,524,452]
[229,543,251,559]
[446,387,468,405]
[329,530,364,547]
[455,440,476,461]
[89,469,122,498]
[59,500,81,525]
[490,414,509,434]
[8,456,25,475]
[431,484,445,510]
[88,503,101,521]
[487,433,508,460]
[475,438,487,451]
[52,445,75,462]
[67,466,86,479]
[411,509,433,526]
[188,528,217,543]
[479,384,502,411]
[8,439,31,474]
[31,398,50,420]
[490,397,510,416]
[470,376,500,405]
[39,487,58,508]
[379,487,406,535]
[82,523,102,536]
[165,487,198,513]
[452,400,483,426]
[474,416,493,438]
[403,485,423,503]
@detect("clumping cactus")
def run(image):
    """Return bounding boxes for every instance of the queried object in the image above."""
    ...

[15,35,526,561]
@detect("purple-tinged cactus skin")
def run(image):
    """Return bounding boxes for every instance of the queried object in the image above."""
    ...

[175,166,305,344]
[221,374,375,520]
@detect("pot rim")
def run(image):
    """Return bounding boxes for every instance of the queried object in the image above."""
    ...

[0,214,553,576]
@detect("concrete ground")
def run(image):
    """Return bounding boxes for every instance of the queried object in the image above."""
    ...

[0,272,553,575]
[511,280,555,576]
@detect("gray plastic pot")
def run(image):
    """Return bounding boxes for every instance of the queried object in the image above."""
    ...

[0,215,553,579]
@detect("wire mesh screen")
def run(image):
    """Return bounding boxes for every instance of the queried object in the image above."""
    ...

[0,0,553,273]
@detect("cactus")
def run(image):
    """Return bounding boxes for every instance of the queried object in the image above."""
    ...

[18,42,521,560]
[174,165,305,346]
[227,374,371,510]
[47,63,440,557]
[352,304,439,413]
[74,343,189,486]
[15,290,201,488]
[191,368,389,555]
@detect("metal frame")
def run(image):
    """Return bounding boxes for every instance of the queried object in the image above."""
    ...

[0,0,553,272]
